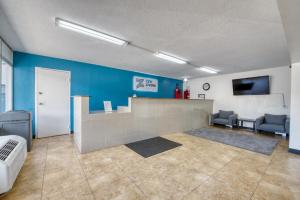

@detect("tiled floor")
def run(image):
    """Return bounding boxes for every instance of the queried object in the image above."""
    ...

[1,128,300,200]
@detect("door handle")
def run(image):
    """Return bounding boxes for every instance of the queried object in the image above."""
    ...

[39,102,44,105]
[39,92,43,95]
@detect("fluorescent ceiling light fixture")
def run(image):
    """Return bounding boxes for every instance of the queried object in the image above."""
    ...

[154,52,187,64]
[55,18,128,46]
[198,66,219,74]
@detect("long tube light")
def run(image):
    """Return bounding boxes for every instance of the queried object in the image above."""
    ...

[55,18,128,46]
[198,66,219,74]
[154,52,187,64]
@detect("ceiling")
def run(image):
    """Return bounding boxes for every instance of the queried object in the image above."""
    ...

[277,0,300,64]
[0,0,291,79]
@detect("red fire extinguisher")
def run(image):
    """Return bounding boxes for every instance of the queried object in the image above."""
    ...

[184,88,190,99]
[174,84,182,99]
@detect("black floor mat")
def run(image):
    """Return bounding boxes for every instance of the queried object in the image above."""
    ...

[125,137,182,158]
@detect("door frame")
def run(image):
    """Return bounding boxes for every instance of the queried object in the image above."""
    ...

[35,67,71,138]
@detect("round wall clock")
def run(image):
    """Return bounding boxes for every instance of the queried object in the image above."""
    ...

[203,83,210,91]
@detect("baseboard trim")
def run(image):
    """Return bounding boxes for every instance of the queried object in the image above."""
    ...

[288,148,300,155]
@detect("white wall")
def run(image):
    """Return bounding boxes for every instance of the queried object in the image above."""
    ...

[289,63,300,151]
[1,61,13,111]
[187,66,291,126]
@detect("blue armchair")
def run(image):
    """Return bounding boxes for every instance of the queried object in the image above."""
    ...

[211,110,237,127]
[255,114,289,135]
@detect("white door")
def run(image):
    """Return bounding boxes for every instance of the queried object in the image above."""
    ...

[35,67,71,138]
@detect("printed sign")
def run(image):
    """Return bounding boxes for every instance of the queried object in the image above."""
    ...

[133,76,158,92]
[103,101,112,113]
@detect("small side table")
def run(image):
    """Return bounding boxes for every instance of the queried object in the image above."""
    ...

[238,118,256,131]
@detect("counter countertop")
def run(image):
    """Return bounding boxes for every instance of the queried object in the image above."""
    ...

[90,110,131,114]
[73,96,212,101]
[130,97,213,101]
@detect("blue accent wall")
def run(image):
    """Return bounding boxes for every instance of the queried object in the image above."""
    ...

[13,52,182,136]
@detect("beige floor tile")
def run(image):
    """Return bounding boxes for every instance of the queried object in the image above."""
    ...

[1,178,43,200]
[213,164,262,199]
[16,167,45,183]
[262,172,300,194]
[183,177,249,200]
[264,162,300,196]
[45,156,81,172]
[86,167,125,188]
[268,156,300,175]
[42,179,93,200]
[225,155,270,175]
[42,167,93,200]
[121,161,157,183]
[193,153,231,173]
[180,157,219,176]
[135,175,188,200]
[43,167,86,189]
[42,192,94,200]
[78,152,116,167]
[236,149,273,163]
[78,154,121,178]
[166,164,210,192]
[251,180,299,200]
[90,177,144,200]
[1,192,42,200]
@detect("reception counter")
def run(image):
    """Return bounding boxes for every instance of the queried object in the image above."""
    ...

[73,96,213,153]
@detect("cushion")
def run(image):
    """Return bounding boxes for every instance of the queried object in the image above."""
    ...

[219,110,234,119]
[264,114,286,125]
[213,118,229,125]
[258,123,285,133]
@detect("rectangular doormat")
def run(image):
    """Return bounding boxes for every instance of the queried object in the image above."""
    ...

[125,137,182,158]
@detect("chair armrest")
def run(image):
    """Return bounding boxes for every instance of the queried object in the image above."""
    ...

[211,113,219,120]
[228,114,237,126]
[210,113,219,124]
[255,116,264,130]
[285,117,290,134]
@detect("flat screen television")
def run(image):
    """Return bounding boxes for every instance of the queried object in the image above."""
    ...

[232,76,270,95]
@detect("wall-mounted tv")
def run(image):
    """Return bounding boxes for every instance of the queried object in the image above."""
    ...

[232,76,270,95]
